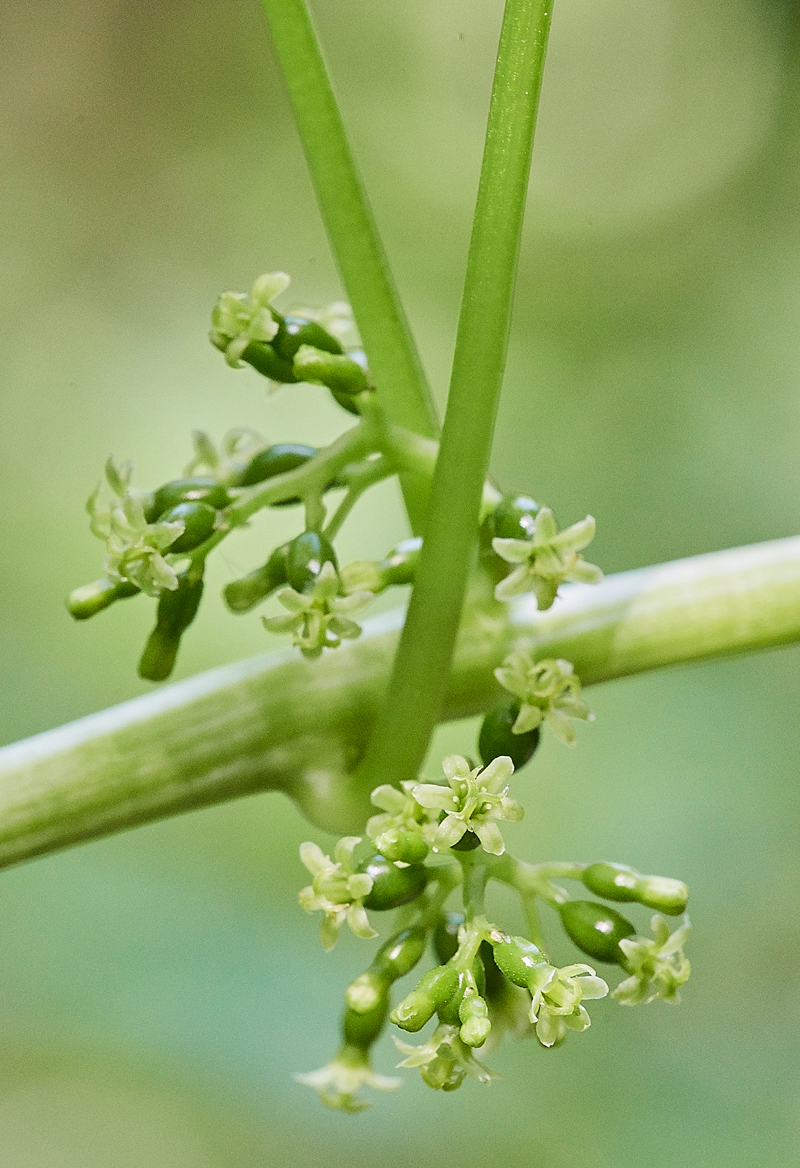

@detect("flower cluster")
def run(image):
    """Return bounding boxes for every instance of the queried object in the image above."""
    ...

[209,271,288,368]
[262,562,373,659]
[87,458,187,596]
[492,507,602,609]
[411,754,523,855]
[613,914,691,1006]
[495,652,593,746]
[298,837,377,950]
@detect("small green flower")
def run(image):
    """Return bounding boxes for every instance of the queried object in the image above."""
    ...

[295,1045,400,1113]
[394,1023,497,1091]
[494,653,593,746]
[412,754,523,856]
[87,458,187,597]
[183,428,266,485]
[366,780,440,855]
[298,836,377,950]
[210,271,289,368]
[613,914,691,1006]
[527,962,608,1048]
[492,507,602,609]
[262,562,373,659]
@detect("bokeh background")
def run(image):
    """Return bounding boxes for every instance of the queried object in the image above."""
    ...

[2,0,800,1163]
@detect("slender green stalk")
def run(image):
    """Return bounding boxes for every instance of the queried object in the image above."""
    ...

[3,535,799,870]
[260,0,439,528]
[356,0,555,791]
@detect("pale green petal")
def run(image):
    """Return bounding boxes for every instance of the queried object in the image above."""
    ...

[512,703,543,734]
[497,797,524,822]
[532,507,558,543]
[334,836,361,866]
[491,537,533,564]
[535,1007,563,1048]
[474,819,506,856]
[251,270,290,305]
[567,559,604,584]
[299,841,329,876]
[347,902,378,940]
[413,784,458,811]
[495,566,534,601]
[262,614,298,634]
[370,785,406,814]
[320,913,343,951]
[329,615,362,640]
[347,874,373,900]
[532,576,560,610]
[149,554,179,592]
[434,816,469,851]
[333,589,373,615]
[276,587,310,614]
[564,1004,592,1031]
[545,706,577,745]
[577,976,609,1001]
[552,515,596,552]
[478,755,514,792]
[493,665,528,699]
[442,755,472,782]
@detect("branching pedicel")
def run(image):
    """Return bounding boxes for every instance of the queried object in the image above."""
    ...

[66,272,690,1112]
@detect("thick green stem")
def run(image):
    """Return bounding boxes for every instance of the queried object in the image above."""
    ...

[2,536,799,870]
[260,0,439,529]
[355,0,554,791]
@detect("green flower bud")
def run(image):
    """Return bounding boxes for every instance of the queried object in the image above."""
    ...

[138,574,204,682]
[581,862,689,916]
[241,340,297,383]
[159,502,217,554]
[371,827,429,864]
[559,900,636,964]
[223,543,290,613]
[459,988,491,1048]
[145,477,231,523]
[286,530,339,593]
[490,933,548,988]
[380,537,423,587]
[271,315,343,362]
[433,912,465,966]
[293,345,370,397]
[374,926,428,980]
[390,966,459,1032]
[67,577,140,620]
[237,443,317,496]
[357,854,428,911]
[342,996,389,1051]
[491,495,541,540]
[329,385,363,416]
[478,699,541,771]
[449,830,482,852]
[345,969,390,1015]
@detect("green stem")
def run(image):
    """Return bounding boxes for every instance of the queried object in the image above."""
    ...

[355,0,555,792]
[3,536,800,868]
[260,0,439,529]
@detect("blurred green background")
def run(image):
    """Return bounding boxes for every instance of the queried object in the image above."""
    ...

[2,0,800,1163]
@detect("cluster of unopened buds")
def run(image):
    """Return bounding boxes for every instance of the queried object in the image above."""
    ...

[295,726,690,1112]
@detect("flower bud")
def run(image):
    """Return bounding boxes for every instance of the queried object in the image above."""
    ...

[433,912,464,965]
[145,477,231,522]
[67,577,140,620]
[490,933,548,988]
[138,574,204,681]
[241,340,297,383]
[345,970,389,1015]
[159,502,217,554]
[390,966,459,1032]
[237,443,318,497]
[286,530,338,593]
[293,345,369,397]
[371,827,429,864]
[478,699,540,771]
[223,543,290,613]
[380,537,423,587]
[342,996,389,1051]
[374,926,427,980]
[459,990,491,1047]
[357,854,428,911]
[581,862,689,916]
[559,900,636,964]
[271,315,343,362]
[490,495,541,540]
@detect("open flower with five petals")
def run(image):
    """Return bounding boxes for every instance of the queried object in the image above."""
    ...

[209,271,289,368]
[411,754,522,856]
[394,1024,497,1091]
[366,779,440,855]
[492,507,602,609]
[295,1045,400,1113]
[298,837,377,950]
[494,653,593,746]
[527,962,609,1048]
[613,914,691,1006]
[262,562,373,659]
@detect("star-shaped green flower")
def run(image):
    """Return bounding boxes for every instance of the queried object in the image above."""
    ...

[411,754,523,856]
[393,1023,497,1091]
[612,914,691,1006]
[295,1045,400,1113]
[494,653,593,746]
[298,836,377,950]
[262,562,373,659]
[366,780,439,855]
[527,961,609,1048]
[209,271,289,368]
[87,458,186,597]
[492,507,603,609]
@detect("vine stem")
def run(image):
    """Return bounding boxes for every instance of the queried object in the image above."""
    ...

[3,535,798,869]
[260,0,439,529]
[355,0,555,792]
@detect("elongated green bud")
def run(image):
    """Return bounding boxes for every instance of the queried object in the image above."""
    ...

[559,900,635,964]
[145,477,231,522]
[478,699,540,771]
[581,862,689,916]
[286,530,338,593]
[345,970,390,1015]
[357,854,428,911]
[390,966,459,1032]
[293,345,369,397]
[459,985,491,1047]
[380,537,422,586]
[342,996,389,1051]
[241,340,297,383]
[138,575,204,682]
[223,543,290,613]
[238,443,317,497]
[67,578,140,620]
[490,933,548,988]
[271,315,343,362]
[346,926,428,1015]
[433,913,464,966]
[490,494,541,540]
[160,502,217,554]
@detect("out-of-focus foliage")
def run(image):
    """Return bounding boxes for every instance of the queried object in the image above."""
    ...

[1,0,800,1163]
